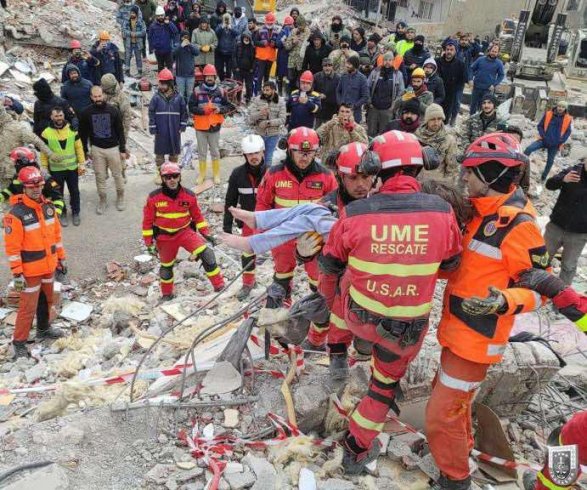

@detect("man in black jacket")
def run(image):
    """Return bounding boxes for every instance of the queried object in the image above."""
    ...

[435,40,467,126]
[544,158,587,286]
[313,58,340,128]
[223,135,267,300]
[302,32,332,75]
[79,86,127,215]
[32,78,78,136]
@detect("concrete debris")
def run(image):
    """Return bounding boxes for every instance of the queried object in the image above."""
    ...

[200,361,243,395]
[59,301,93,323]
[224,469,257,490]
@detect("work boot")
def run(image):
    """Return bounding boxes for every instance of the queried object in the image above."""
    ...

[96,195,107,215]
[329,352,349,380]
[342,438,381,476]
[116,190,126,211]
[300,338,326,352]
[36,326,65,340]
[237,284,254,301]
[59,213,68,227]
[12,341,30,359]
[161,294,176,302]
[353,337,373,361]
[197,160,207,185]
[72,214,81,226]
[522,470,538,490]
[429,475,472,490]
[212,159,221,185]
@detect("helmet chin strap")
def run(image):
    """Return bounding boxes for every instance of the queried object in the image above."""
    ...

[472,165,508,193]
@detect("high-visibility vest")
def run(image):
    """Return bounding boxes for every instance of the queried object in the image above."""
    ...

[43,126,78,171]
[543,111,573,139]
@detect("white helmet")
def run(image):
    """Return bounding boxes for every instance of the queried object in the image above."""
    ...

[155,6,165,16]
[241,134,265,154]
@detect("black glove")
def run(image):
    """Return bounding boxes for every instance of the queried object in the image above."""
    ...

[514,268,563,299]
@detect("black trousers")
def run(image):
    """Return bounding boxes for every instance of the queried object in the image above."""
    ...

[215,52,233,80]
[235,69,254,102]
[51,169,80,215]
[0,0,6,8]
[155,51,173,72]
[256,59,272,84]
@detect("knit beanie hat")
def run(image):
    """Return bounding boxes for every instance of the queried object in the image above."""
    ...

[481,92,498,107]
[383,51,395,62]
[415,34,425,43]
[347,55,360,69]
[474,160,520,193]
[402,98,421,115]
[424,103,445,123]
[385,41,396,52]
[340,34,351,44]
[556,100,568,109]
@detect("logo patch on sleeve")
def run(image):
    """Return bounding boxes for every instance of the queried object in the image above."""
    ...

[529,246,550,269]
[306,181,323,190]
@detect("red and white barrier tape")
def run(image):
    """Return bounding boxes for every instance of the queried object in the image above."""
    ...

[249,334,305,375]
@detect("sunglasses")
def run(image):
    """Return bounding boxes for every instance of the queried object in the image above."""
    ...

[162,174,180,180]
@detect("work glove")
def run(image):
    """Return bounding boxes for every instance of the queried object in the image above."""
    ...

[147,244,158,256]
[514,269,562,298]
[78,164,86,176]
[462,286,507,316]
[296,231,323,262]
[13,274,25,292]
[57,259,68,275]
[203,234,217,246]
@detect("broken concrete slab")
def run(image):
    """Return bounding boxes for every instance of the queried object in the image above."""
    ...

[200,361,242,395]
[223,408,240,428]
[9,69,31,84]
[2,463,69,490]
[59,301,93,322]
[224,470,256,490]
[242,454,277,490]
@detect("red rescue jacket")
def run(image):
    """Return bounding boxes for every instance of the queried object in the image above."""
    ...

[142,186,209,245]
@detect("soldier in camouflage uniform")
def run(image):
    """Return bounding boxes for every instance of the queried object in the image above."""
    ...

[316,104,368,160]
[328,35,359,75]
[415,103,459,182]
[284,15,310,93]
[460,92,503,150]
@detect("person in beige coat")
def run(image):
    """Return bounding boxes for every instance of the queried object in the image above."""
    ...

[316,104,368,160]
[248,81,286,165]
[192,16,218,67]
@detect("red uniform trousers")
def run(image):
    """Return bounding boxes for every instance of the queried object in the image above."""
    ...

[271,239,319,294]
[14,273,54,342]
[307,291,353,349]
[425,347,490,482]
[241,224,256,288]
[342,287,429,452]
[156,228,224,296]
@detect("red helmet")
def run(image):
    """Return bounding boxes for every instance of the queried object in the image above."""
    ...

[283,15,294,26]
[70,39,82,49]
[462,133,528,168]
[299,70,314,83]
[265,12,276,23]
[10,147,37,167]
[202,64,217,77]
[370,130,423,169]
[336,142,381,176]
[160,162,181,176]
[18,166,45,188]
[287,127,320,152]
[158,68,174,81]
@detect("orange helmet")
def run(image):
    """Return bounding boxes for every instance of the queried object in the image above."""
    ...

[287,127,320,151]
[463,133,527,168]
[370,130,423,169]
[18,166,45,188]
[160,162,181,176]
[10,147,37,167]
[99,30,111,41]
[158,68,174,81]
[202,64,217,77]
[336,142,380,176]
[299,70,314,83]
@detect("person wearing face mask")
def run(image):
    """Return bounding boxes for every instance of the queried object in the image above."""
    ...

[143,162,225,301]
[61,40,100,85]
[462,93,504,148]
[79,86,127,214]
[123,5,146,77]
[327,15,351,50]
[404,35,430,74]
[470,43,504,114]
[249,81,286,165]
[32,78,79,137]
[415,104,458,182]
[386,97,421,133]
[223,135,268,300]
[396,27,416,56]
[233,32,256,103]
[232,6,247,36]
[149,69,188,178]
[189,65,231,184]
[91,31,125,84]
[148,6,180,72]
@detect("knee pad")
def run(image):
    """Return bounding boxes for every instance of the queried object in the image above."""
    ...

[160,265,174,281]
[199,247,218,273]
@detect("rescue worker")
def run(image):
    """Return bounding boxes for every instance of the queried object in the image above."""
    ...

[142,162,225,300]
[90,31,124,84]
[3,166,67,359]
[149,68,188,178]
[319,129,463,474]
[61,39,100,86]
[254,12,280,84]
[286,71,321,130]
[426,133,548,490]
[223,135,267,300]
[39,107,86,227]
[188,64,231,185]
[256,127,337,303]
[0,147,65,217]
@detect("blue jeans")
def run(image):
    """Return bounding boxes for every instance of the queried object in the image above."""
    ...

[470,86,489,115]
[262,135,280,166]
[176,76,195,103]
[125,44,143,73]
[524,140,559,181]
